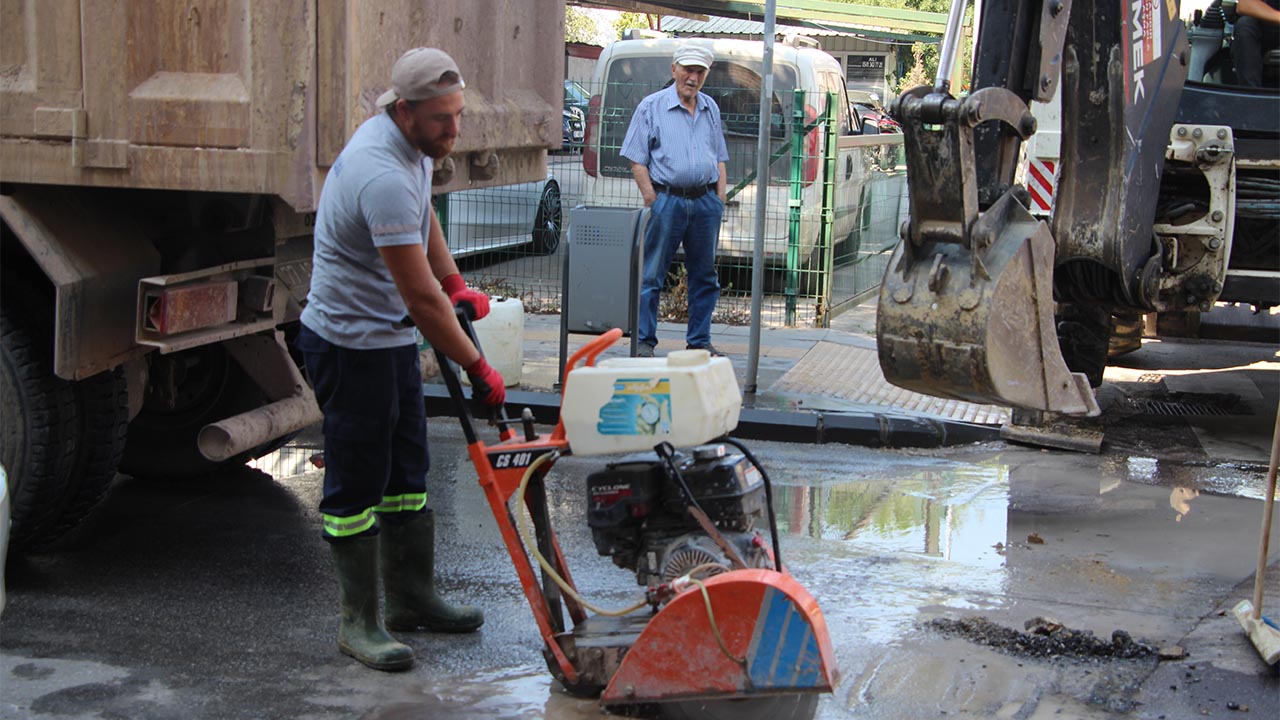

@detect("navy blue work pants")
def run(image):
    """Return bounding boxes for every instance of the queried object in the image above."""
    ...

[296,323,428,540]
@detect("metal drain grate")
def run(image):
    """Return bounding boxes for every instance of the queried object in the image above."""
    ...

[1129,399,1234,417]
[1137,373,1165,383]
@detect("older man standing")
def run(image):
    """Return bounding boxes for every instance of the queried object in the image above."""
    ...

[298,48,504,671]
[621,44,730,357]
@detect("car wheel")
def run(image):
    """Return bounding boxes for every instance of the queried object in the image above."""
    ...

[531,181,562,255]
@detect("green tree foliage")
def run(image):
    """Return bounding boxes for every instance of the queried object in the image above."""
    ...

[613,11,652,39]
[897,42,937,94]
[838,0,952,11]
[565,6,598,44]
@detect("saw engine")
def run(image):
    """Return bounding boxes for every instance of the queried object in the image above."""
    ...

[586,443,772,587]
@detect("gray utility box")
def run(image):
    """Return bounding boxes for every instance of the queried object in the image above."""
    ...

[559,206,649,384]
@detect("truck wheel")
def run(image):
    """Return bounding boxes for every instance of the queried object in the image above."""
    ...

[531,181,562,255]
[1055,303,1111,388]
[120,344,272,480]
[0,305,78,548]
[39,367,129,544]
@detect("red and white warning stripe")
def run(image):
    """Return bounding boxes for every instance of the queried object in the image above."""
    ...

[1026,158,1057,215]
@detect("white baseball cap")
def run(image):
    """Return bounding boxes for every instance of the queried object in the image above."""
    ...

[376,48,466,108]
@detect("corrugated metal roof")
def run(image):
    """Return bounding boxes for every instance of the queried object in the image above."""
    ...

[660,16,844,36]
[661,15,865,37]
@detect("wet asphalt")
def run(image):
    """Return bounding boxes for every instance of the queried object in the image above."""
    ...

[2,409,1278,719]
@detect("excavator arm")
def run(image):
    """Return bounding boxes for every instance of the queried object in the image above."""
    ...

[877,0,1192,415]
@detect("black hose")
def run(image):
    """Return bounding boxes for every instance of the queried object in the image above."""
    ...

[654,439,785,574]
[653,441,714,524]
[722,437,784,573]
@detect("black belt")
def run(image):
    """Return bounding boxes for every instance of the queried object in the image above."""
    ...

[653,183,715,199]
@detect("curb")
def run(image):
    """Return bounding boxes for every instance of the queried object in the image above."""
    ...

[423,386,999,448]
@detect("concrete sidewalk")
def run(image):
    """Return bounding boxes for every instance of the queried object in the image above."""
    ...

[515,303,878,410]
[455,302,1279,459]
[435,302,1003,447]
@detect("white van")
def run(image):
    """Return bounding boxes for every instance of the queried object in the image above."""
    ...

[581,36,869,283]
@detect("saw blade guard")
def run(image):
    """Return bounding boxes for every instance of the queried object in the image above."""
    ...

[600,568,836,707]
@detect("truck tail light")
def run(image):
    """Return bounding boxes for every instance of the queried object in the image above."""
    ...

[583,94,602,178]
[144,281,238,335]
[803,104,819,186]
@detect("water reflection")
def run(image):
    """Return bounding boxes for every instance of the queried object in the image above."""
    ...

[773,464,1009,572]
[360,666,597,720]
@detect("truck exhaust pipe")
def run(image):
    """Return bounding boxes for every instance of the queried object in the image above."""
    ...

[198,392,322,462]
[197,333,323,462]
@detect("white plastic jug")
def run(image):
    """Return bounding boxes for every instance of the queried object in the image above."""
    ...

[560,349,741,456]
[459,297,524,387]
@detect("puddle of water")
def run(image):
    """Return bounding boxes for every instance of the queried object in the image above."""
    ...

[774,463,1010,573]
[361,666,598,720]
[762,449,1277,654]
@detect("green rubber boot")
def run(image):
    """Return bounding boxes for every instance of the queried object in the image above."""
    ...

[380,509,485,633]
[329,536,414,671]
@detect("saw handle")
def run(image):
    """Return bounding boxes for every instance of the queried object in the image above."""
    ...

[561,328,623,384]
[401,308,514,441]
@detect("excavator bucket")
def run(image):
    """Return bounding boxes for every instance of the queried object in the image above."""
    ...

[877,192,1099,416]
[600,569,835,717]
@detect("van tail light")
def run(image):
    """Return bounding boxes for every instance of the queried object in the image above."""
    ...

[583,94,602,178]
[803,104,819,186]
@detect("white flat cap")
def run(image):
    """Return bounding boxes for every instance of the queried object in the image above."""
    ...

[672,45,714,69]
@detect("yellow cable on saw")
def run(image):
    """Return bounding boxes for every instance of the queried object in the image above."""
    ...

[515,452,744,667]
[515,451,649,617]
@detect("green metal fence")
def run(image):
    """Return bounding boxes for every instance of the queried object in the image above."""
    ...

[444,81,907,328]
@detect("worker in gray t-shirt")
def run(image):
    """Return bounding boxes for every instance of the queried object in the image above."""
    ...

[298,48,503,672]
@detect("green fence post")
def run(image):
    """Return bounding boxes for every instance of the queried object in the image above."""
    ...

[433,194,449,242]
[786,89,805,326]
[818,91,838,328]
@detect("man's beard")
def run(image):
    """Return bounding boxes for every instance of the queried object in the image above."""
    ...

[421,137,454,159]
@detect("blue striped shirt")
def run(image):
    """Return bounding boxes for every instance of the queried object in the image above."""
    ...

[620,84,730,188]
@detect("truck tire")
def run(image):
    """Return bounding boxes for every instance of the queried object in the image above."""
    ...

[120,344,275,480]
[38,367,129,545]
[1055,303,1112,388]
[0,305,78,549]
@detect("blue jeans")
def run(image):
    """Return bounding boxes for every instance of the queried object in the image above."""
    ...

[639,191,723,348]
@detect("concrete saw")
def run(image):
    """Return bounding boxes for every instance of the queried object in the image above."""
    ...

[432,318,836,719]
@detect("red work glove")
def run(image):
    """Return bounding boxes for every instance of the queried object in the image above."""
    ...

[465,357,506,407]
[441,273,490,321]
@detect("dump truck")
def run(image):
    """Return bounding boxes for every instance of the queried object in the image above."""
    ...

[878,0,1278,419]
[0,0,566,549]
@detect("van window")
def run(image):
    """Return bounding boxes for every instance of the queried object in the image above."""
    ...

[599,56,800,185]
[821,71,858,135]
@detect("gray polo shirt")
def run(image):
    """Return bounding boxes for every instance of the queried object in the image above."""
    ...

[302,112,432,349]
